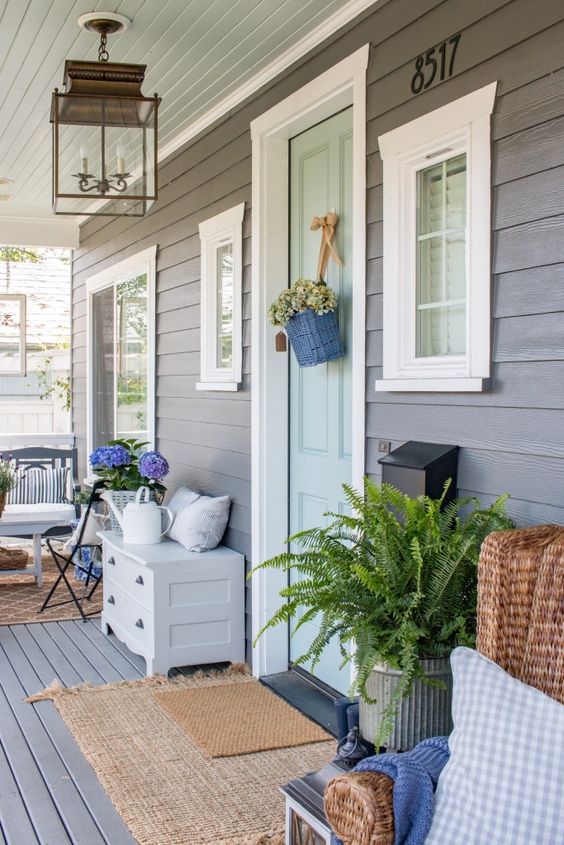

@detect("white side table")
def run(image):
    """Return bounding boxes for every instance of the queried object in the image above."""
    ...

[0,504,75,585]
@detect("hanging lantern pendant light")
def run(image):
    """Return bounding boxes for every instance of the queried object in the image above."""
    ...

[51,13,161,217]
[71,17,131,197]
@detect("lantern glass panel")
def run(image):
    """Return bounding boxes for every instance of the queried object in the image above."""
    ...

[290,810,328,845]
[53,94,157,216]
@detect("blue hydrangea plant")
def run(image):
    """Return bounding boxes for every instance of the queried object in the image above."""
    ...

[89,438,169,498]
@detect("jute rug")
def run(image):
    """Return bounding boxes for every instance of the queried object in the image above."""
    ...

[29,666,335,845]
[154,677,331,756]
[0,550,103,625]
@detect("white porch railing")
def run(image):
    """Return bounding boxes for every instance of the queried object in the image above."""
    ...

[0,432,75,450]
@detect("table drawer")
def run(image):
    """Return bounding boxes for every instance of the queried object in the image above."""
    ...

[104,548,152,609]
[104,578,153,646]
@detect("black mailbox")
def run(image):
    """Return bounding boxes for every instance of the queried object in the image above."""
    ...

[378,441,459,504]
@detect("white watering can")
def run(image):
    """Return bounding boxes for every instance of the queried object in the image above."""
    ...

[103,486,174,545]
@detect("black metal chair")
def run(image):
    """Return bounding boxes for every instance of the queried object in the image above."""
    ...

[39,480,106,621]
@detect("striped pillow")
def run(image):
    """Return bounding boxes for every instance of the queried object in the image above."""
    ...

[8,467,69,504]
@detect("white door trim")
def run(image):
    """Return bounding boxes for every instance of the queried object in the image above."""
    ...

[250,45,369,678]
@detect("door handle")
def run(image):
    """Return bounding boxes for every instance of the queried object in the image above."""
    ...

[107,595,115,604]
[135,575,144,585]
[135,618,144,629]
[107,556,115,566]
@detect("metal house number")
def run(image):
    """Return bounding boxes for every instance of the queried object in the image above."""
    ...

[411,33,461,95]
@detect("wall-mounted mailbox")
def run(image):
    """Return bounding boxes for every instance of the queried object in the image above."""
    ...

[378,441,459,505]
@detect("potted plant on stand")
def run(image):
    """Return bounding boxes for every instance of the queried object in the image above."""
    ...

[89,439,169,535]
[252,478,513,750]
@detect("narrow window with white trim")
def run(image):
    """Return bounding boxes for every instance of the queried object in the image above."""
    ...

[376,82,497,392]
[197,203,245,391]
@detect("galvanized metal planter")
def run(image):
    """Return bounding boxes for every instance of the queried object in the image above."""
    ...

[359,657,453,751]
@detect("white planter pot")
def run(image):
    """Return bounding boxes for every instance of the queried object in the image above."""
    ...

[359,657,453,752]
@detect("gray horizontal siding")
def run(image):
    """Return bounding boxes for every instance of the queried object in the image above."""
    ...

[363,0,564,530]
[73,0,564,664]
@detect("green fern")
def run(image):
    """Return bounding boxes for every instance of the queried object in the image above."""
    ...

[250,478,513,746]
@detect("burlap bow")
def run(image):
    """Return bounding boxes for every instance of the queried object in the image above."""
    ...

[310,211,343,282]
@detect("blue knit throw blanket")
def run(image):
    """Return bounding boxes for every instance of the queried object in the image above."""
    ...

[340,736,450,845]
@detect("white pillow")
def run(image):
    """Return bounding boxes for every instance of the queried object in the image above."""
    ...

[167,492,230,552]
[166,486,200,517]
[425,647,564,845]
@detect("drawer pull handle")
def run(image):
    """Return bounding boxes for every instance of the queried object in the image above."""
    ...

[107,595,115,605]
[107,556,116,566]
[135,618,144,629]
[135,575,144,585]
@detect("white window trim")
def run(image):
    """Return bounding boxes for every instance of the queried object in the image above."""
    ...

[376,82,497,393]
[86,245,157,455]
[196,203,245,392]
[0,293,26,376]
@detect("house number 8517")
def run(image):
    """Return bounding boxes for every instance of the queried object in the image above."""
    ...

[411,33,461,95]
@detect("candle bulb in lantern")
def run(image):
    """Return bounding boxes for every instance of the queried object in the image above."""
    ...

[116,142,126,174]
[80,145,88,175]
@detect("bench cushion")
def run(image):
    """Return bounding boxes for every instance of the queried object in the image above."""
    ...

[4,503,76,524]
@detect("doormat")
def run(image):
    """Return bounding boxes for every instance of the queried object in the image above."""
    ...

[0,551,102,624]
[154,674,331,757]
[28,666,335,845]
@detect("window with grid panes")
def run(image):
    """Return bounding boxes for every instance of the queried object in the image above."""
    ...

[376,83,497,392]
[416,153,467,358]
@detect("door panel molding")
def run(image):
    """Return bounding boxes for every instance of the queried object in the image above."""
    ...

[250,45,369,678]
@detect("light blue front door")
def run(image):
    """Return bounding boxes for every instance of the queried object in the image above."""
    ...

[288,108,353,694]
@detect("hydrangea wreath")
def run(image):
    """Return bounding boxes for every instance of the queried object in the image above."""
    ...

[89,438,169,498]
[268,278,337,328]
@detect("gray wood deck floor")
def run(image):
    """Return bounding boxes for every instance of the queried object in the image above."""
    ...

[0,620,332,844]
[0,619,154,845]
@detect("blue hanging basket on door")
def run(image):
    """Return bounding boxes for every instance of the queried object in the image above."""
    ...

[285,308,344,367]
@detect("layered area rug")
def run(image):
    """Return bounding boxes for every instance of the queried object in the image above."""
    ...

[29,666,335,845]
[0,550,103,624]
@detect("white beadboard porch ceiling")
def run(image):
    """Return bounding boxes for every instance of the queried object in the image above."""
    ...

[0,0,377,223]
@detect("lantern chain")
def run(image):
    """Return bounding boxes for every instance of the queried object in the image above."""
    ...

[98,31,110,62]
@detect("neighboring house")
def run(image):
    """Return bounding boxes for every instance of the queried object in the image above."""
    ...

[71,0,564,678]
[0,249,71,434]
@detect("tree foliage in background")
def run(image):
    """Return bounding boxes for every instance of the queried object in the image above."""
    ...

[0,246,41,290]
[33,342,71,412]
[1,246,71,416]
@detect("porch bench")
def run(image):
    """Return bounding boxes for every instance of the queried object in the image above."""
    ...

[0,446,79,585]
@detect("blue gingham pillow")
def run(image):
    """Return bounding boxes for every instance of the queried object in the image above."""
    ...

[425,647,564,844]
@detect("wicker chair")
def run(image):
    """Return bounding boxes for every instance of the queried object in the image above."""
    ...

[324,525,564,845]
